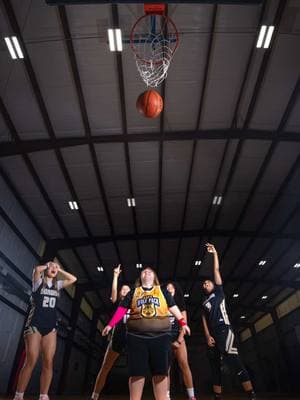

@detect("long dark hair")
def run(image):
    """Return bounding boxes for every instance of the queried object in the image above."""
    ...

[166,281,185,309]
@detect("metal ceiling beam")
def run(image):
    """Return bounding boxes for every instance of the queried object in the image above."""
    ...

[46,1,263,5]
[48,228,300,250]
[77,276,300,293]
[1,129,299,158]
[58,5,123,274]
[172,5,218,279]
[3,0,112,313]
[112,4,141,262]
[188,0,291,305]
[183,0,267,296]
[0,98,108,315]
[3,0,111,282]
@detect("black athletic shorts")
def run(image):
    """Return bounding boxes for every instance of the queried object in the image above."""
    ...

[127,332,171,377]
[111,323,127,353]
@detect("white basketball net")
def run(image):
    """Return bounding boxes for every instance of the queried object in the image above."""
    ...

[131,15,178,88]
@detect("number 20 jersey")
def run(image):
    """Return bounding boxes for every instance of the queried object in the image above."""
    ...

[25,281,61,330]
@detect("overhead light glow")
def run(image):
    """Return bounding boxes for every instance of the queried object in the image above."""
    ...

[108,28,123,52]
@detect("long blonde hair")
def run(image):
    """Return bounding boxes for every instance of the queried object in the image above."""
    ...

[135,267,160,287]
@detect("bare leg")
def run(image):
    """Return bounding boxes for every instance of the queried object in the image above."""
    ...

[16,333,41,393]
[40,330,57,394]
[152,375,168,400]
[92,344,120,395]
[129,376,145,400]
[173,340,194,389]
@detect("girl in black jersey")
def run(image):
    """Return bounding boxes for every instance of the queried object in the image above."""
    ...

[13,262,77,400]
[201,244,256,400]
[166,282,196,400]
[90,265,130,400]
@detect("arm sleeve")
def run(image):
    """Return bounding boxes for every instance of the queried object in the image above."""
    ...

[108,306,128,328]
[32,278,42,292]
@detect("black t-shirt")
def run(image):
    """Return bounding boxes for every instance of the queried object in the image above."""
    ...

[202,284,231,332]
[170,294,186,334]
[120,286,175,309]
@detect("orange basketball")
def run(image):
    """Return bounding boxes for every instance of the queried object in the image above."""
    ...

[136,90,163,118]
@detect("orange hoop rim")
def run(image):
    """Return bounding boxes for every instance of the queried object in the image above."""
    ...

[130,13,179,66]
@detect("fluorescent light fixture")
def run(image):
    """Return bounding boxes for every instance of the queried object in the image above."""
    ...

[258,260,267,266]
[127,198,136,207]
[184,293,190,298]
[4,37,17,59]
[293,263,300,269]
[256,25,267,48]
[11,36,24,58]
[213,195,222,205]
[68,201,79,210]
[136,263,142,269]
[261,295,268,300]
[240,315,246,319]
[108,29,115,51]
[195,260,202,266]
[263,26,274,49]
[115,29,123,51]
[256,25,274,49]
[97,266,104,272]
[4,36,23,59]
[108,28,123,52]
[233,293,239,298]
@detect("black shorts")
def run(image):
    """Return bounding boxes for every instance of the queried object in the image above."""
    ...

[111,324,127,353]
[127,333,171,377]
[213,325,239,355]
[24,325,57,337]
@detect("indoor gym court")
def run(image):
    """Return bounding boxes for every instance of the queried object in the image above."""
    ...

[0,0,300,399]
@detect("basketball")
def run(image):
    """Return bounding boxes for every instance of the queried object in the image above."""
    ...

[136,90,163,118]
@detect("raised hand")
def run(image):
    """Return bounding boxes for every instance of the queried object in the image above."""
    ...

[206,243,217,254]
[113,264,122,277]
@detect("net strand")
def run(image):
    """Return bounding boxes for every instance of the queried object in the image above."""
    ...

[131,15,178,88]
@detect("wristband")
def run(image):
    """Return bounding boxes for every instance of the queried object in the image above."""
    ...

[178,318,187,327]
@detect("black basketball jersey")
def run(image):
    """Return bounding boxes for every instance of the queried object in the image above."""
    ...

[26,279,63,329]
[202,284,231,332]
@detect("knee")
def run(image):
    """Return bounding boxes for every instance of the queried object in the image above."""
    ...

[42,358,53,371]
[24,354,38,370]
[153,375,167,384]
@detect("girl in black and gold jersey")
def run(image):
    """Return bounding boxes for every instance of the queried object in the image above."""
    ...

[102,267,190,400]
[13,262,77,400]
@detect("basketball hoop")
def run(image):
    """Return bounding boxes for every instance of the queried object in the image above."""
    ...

[130,4,179,88]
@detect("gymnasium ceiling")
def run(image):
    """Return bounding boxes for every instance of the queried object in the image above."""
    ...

[0,0,300,331]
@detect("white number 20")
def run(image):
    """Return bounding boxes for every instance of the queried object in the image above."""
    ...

[42,296,56,308]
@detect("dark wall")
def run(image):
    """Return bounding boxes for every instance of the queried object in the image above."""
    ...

[240,307,300,393]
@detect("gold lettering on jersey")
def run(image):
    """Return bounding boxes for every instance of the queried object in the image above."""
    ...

[137,296,160,318]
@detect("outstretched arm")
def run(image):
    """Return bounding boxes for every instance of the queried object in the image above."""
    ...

[111,264,122,304]
[206,243,222,285]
